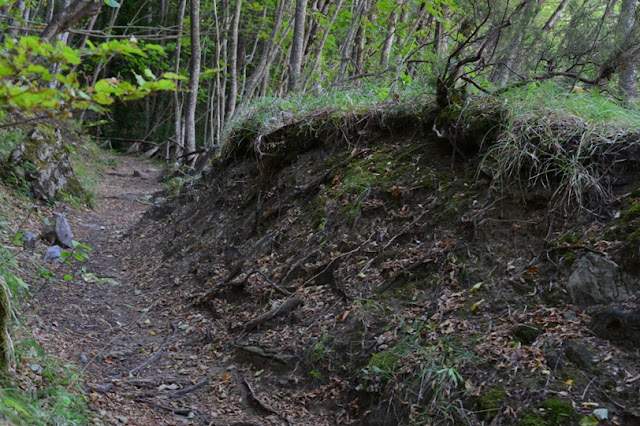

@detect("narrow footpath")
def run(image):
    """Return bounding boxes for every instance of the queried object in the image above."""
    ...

[26,156,250,425]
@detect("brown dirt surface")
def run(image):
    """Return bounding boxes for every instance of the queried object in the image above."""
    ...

[17,112,640,426]
[25,156,273,425]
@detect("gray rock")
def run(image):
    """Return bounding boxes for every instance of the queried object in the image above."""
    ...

[567,253,628,306]
[545,349,566,371]
[43,245,65,263]
[563,340,593,371]
[126,142,141,154]
[22,232,38,250]
[41,213,73,248]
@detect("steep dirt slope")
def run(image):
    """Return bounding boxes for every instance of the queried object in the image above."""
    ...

[123,110,640,425]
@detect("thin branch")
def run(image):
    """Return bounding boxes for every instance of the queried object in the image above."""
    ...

[128,323,176,375]
[168,379,209,398]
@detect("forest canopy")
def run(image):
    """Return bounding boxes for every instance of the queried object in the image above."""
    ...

[0,0,638,161]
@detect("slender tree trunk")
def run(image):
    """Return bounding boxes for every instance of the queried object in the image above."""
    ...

[173,0,187,163]
[337,0,365,83]
[74,12,99,49]
[238,0,290,113]
[8,0,26,37]
[380,11,397,68]
[305,0,344,90]
[490,0,542,86]
[288,0,306,92]
[226,0,242,120]
[184,0,201,166]
[213,0,224,144]
[616,0,639,101]
[45,0,55,24]
[542,0,568,31]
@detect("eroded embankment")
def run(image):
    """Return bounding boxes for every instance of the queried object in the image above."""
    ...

[126,105,640,425]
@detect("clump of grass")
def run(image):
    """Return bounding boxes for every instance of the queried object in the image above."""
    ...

[358,318,477,424]
[482,81,640,212]
[0,335,91,425]
[0,184,93,425]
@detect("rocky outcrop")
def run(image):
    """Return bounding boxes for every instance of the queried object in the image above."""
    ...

[4,124,84,201]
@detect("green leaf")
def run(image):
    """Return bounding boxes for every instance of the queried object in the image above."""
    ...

[105,0,120,7]
[60,252,71,259]
[64,275,73,281]
[134,72,145,86]
[15,277,28,289]
[4,397,30,416]
[12,232,23,246]
[376,0,395,13]
[143,79,177,91]
[162,72,188,81]
[143,68,156,80]
[92,91,114,105]
[72,241,93,251]
[254,369,264,377]
[579,416,599,426]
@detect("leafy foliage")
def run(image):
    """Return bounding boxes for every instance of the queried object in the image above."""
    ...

[0,36,178,119]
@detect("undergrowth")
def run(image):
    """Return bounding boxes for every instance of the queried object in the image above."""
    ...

[482,81,640,213]
[0,183,92,424]
[359,317,477,424]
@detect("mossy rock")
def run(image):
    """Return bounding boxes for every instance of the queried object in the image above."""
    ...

[476,386,507,421]
[0,277,12,371]
[516,410,547,426]
[538,398,578,425]
[367,348,400,372]
[512,324,544,344]
[4,124,84,201]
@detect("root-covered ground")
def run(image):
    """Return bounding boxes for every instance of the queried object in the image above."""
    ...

[9,105,640,425]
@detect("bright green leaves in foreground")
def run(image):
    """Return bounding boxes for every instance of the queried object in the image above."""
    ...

[0,36,177,118]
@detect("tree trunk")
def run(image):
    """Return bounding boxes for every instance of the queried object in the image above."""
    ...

[226,0,242,120]
[337,0,365,83]
[184,0,201,166]
[173,0,187,163]
[542,0,568,31]
[238,0,290,113]
[616,0,639,101]
[489,0,542,87]
[288,0,307,92]
[305,0,344,90]
[8,0,26,37]
[380,11,397,68]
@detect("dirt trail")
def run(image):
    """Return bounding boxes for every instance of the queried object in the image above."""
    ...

[28,156,239,425]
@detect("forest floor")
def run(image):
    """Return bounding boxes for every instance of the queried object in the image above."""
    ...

[10,108,640,426]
